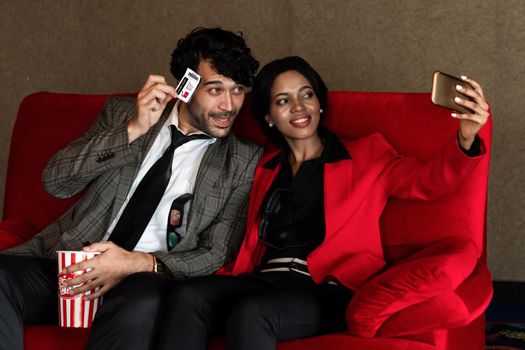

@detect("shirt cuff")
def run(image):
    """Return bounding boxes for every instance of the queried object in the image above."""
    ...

[458,135,481,157]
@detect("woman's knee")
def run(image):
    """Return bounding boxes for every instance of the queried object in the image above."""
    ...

[226,296,277,335]
[166,280,214,315]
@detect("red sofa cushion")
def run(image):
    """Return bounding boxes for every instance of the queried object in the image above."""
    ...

[23,327,438,350]
[25,326,90,350]
[0,218,37,250]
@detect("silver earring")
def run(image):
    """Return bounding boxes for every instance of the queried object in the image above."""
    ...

[268,122,274,127]
[320,109,324,114]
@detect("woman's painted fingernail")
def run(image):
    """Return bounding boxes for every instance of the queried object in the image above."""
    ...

[456,84,463,91]
[454,97,462,103]
[451,113,458,118]
[461,75,468,80]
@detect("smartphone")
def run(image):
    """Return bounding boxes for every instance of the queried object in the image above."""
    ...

[431,71,474,114]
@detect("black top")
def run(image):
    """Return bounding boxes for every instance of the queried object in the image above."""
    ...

[258,128,350,263]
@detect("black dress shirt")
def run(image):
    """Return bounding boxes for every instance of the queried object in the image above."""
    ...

[259,128,350,262]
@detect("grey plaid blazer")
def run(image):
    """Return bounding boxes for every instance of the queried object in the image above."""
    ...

[5,97,263,279]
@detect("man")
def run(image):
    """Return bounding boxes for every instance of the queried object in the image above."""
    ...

[0,27,261,350]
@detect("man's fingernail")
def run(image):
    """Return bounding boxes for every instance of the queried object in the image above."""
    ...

[454,97,462,103]
[451,113,458,118]
[461,75,468,80]
[455,84,463,91]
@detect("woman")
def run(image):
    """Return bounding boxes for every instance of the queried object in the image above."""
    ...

[158,56,489,350]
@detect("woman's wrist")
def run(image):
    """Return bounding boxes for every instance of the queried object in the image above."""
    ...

[458,131,475,151]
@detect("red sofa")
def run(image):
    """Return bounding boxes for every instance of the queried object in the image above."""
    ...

[1,91,492,349]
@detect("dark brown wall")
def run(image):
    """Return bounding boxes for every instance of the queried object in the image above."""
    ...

[1,0,523,280]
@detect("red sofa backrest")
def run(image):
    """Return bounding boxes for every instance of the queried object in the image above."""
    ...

[5,93,110,230]
[5,91,491,263]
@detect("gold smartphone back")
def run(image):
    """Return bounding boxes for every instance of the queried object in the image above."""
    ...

[431,71,474,114]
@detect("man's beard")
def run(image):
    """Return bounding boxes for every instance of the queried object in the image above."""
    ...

[187,106,238,138]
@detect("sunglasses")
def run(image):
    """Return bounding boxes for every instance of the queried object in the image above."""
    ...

[167,193,192,251]
[258,188,314,250]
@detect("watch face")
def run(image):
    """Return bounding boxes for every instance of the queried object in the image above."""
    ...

[155,260,166,274]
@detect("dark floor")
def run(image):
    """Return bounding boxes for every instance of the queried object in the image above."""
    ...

[485,281,525,349]
[487,281,525,322]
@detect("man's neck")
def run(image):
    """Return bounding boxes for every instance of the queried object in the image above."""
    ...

[175,103,199,135]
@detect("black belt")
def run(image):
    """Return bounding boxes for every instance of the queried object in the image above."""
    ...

[258,257,310,276]
[258,257,340,286]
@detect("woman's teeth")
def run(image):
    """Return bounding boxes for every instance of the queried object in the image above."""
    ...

[291,117,309,125]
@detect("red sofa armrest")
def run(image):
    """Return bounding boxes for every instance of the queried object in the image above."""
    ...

[0,219,38,251]
[346,237,479,337]
[375,263,493,337]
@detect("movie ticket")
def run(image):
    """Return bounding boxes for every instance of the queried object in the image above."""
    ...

[175,68,201,103]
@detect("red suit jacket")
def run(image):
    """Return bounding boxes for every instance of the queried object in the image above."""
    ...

[229,132,486,290]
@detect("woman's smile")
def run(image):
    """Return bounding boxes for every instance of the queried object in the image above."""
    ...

[290,115,311,127]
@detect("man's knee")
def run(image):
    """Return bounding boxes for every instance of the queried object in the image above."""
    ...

[110,272,171,302]
[0,264,9,289]
[88,272,173,349]
[0,268,12,303]
[0,255,16,279]
[0,256,28,309]
[93,272,172,327]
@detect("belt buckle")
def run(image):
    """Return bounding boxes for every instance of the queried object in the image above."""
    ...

[289,261,301,271]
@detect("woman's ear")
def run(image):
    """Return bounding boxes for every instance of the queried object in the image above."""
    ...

[265,115,274,127]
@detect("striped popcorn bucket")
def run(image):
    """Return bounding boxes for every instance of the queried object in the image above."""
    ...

[57,250,102,328]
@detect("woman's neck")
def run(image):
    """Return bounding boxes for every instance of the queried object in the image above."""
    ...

[286,134,324,176]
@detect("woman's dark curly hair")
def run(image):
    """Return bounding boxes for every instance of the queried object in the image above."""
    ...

[170,27,259,87]
[252,56,328,145]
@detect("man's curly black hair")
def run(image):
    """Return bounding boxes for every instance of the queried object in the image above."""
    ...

[170,27,259,87]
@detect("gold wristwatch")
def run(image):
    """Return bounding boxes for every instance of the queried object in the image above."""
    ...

[152,255,166,274]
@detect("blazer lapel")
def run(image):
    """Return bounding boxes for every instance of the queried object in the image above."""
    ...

[185,137,226,234]
[232,152,280,274]
[109,101,173,222]
[248,165,280,228]
[323,159,354,240]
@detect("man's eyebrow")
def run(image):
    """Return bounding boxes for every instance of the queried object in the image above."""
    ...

[202,80,224,86]
[272,92,289,99]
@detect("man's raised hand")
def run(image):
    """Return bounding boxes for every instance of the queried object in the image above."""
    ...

[128,75,178,143]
